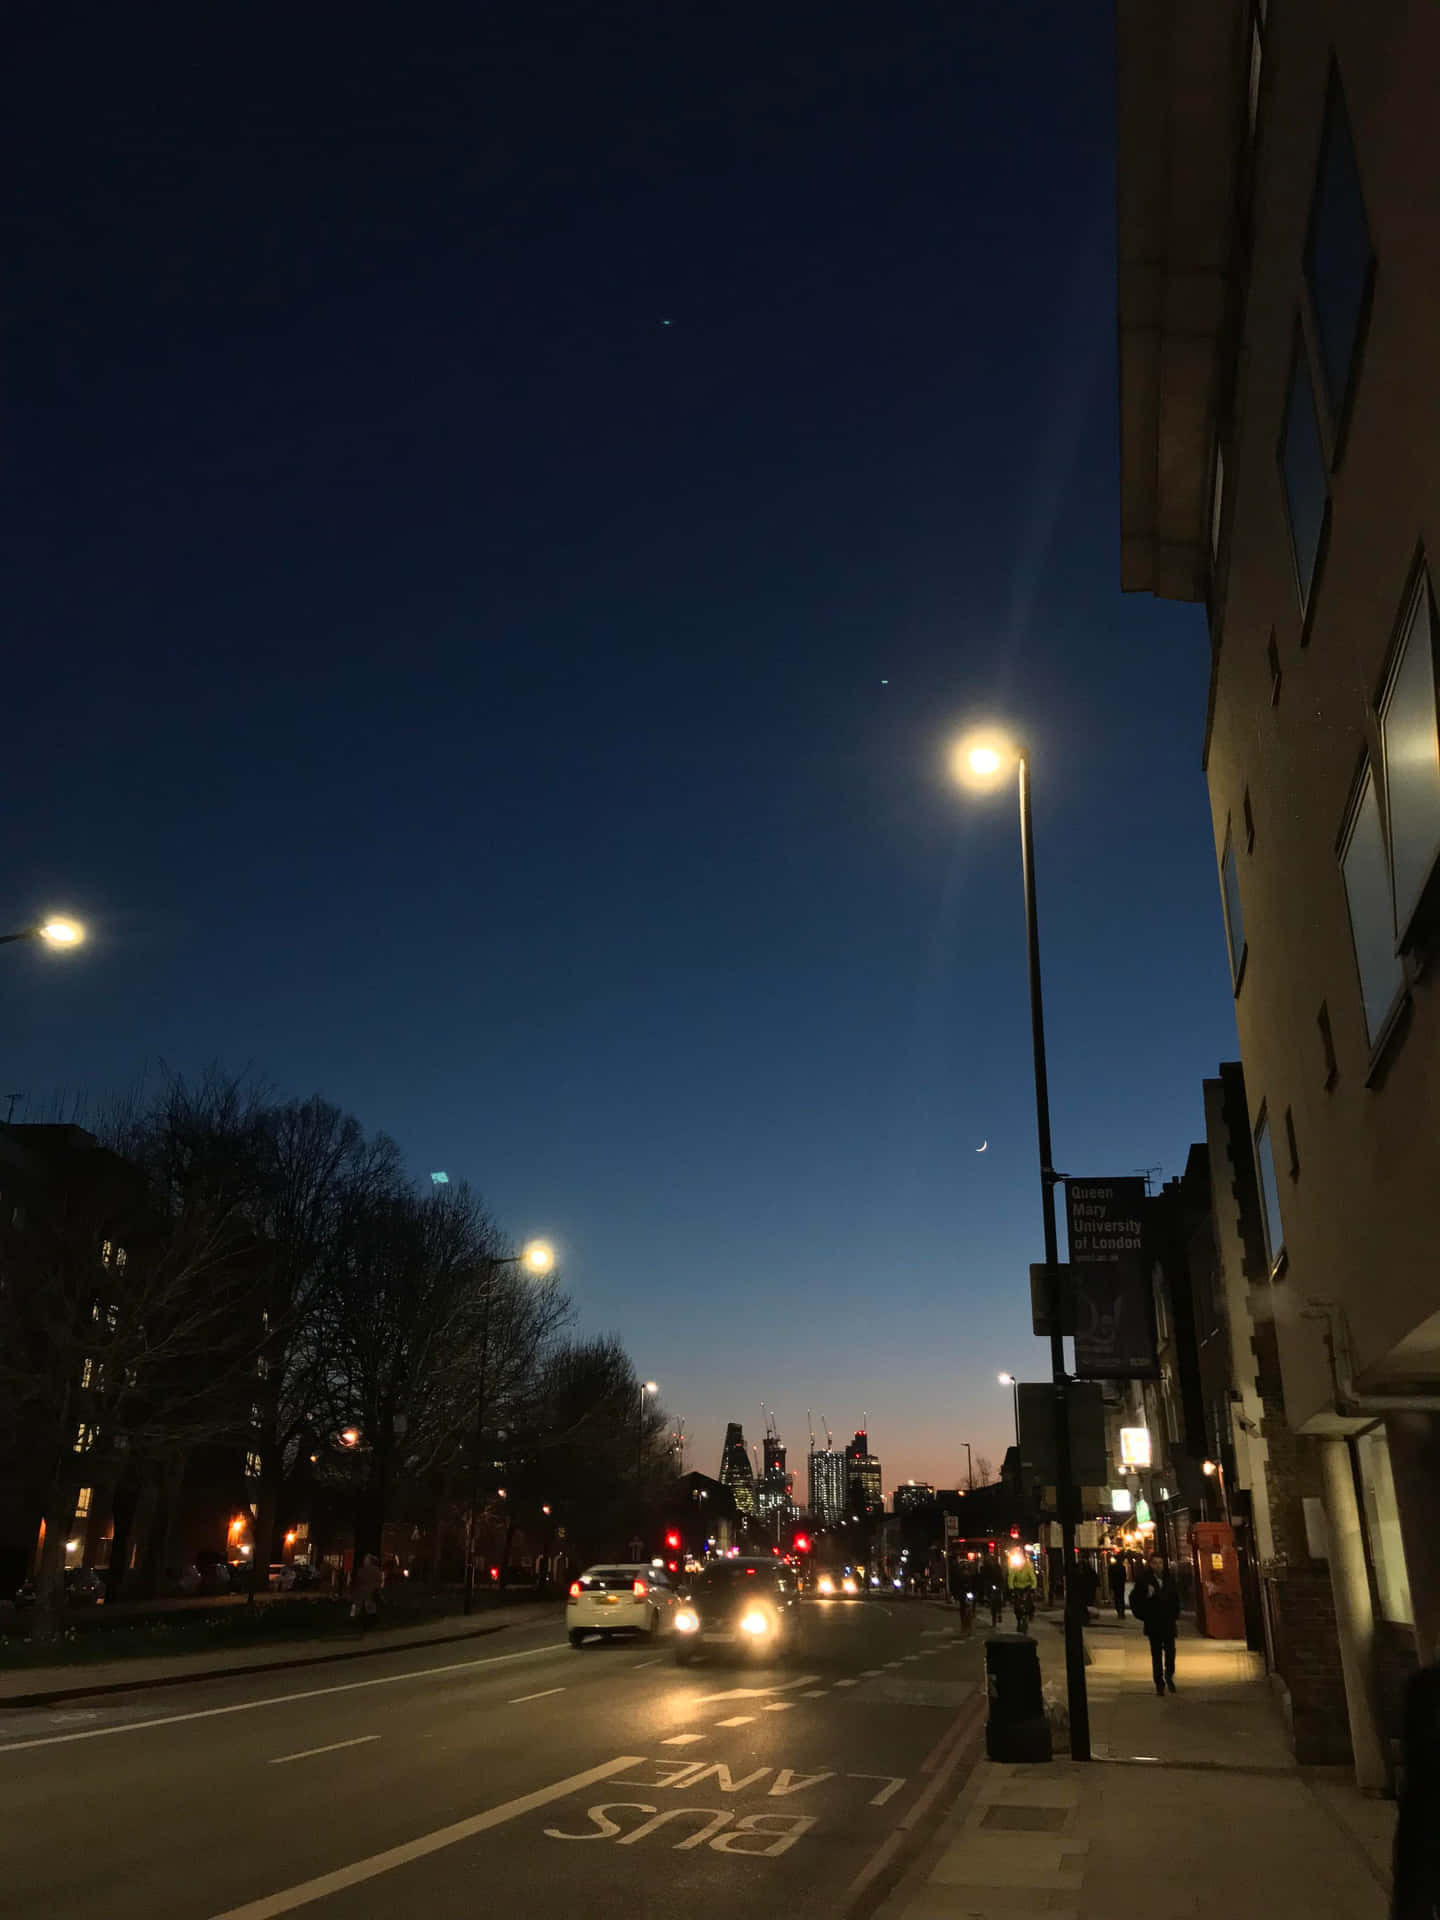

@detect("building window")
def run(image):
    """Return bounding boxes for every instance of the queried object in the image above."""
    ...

[75,1486,93,1518]
[1279,337,1328,615]
[1221,825,1247,987]
[1254,1109,1285,1271]
[1340,763,1406,1045]
[1267,629,1282,706]
[1283,1106,1300,1180]
[73,1423,96,1454]
[1379,567,1440,944]
[80,1356,102,1391]
[1305,68,1374,434]
[1210,442,1225,559]
[1354,1427,1413,1626]
[1317,1000,1338,1089]
[100,1239,113,1268]
[245,1449,263,1480]
[114,1245,127,1270]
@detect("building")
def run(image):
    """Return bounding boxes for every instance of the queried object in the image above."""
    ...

[807,1448,847,1527]
[1116,0,1440,1785]
[757,1432,794,1529]
[844,1429,883,1518]
[717,1422,756,1516]
[893,1480,937,1517]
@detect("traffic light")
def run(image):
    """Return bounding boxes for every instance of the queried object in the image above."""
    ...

[792,1533,811,1554]
[664,1530,682,1550]
[1009,1526,1022,1539]
[662,1528,682,1572]
[987,1540,997,1554]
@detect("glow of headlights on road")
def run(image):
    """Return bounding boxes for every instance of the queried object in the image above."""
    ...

[739,1610,770,1636]
[816,1575,834,1595]
[674,1609,699,1633]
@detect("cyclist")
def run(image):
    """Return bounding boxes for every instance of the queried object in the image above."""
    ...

[1006,1546,1037,1633]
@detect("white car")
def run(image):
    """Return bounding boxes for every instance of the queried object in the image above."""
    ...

[567,1563,680,1646]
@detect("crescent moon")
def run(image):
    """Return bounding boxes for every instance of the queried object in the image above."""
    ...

[976,1141,988,1153]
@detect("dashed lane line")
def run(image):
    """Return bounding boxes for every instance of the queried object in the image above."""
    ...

[800,1689,828,1698]
[715,1716,755,1727]
[763,1702,795,1712]
[508,1689,566,1705]
[660,1733,705,1746]
[269,1735,379,1766]
[833,1679,858,1688]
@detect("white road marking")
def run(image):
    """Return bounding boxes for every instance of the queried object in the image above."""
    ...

[509,1688,566,1704]
[833,1678,858,1688]
[715,1715,755,1727]
[847,1771,907,1805]
[211,1754,645,1917]
[660,1733,705,1746]
[0,1640,571,1755]
[800,1689,827,1698]
[692,1674,817,1704]
[269,1735,379,1766]
[631,1658,661,1669]
[763,1702,794,1712]
[860,1668,883,1677]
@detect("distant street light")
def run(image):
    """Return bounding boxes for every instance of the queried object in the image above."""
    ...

[1,917,86,951]
[463,1237,558,1614]
[637,1381,658,1482]
[954,728,1090,1762]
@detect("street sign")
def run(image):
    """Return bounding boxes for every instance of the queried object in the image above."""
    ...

[1065,1177,1159,1378]
[1017,1381,1108,1487]
[943,1514,959,1539]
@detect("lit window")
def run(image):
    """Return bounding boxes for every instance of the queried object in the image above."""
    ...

[256,1355,271,1381]
[113,1245,127,1271]
[1221,826,1246,987]
[75,1486,93,1518]
[1305,70,1373,427]
[74,1423,96,1453]
[80,1357,101,1391]
[101,1239,113,1268]
[1355,1428,1413,1625]
[245,1449,262,1480]
[1379,570,1440,943]
[1340,764,1405,1045]
[1254,1110,1285,1270]
[1279,339,1328,613]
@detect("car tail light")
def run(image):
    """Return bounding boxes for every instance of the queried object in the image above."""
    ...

[568,1581,582,1599]
[633,1578,648,1597]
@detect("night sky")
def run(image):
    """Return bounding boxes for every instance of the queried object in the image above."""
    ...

[7,4,1232,1489]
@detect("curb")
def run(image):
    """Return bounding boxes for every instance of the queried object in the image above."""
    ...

[0,1613,554,1710]
[845,1690,989,1918]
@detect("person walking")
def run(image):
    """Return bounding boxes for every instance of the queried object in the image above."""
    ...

[1129,1554,1157,1626]
[1109,1552,1128,1619]
[351,1552,383,1633]
[1138,1554,1180,1694]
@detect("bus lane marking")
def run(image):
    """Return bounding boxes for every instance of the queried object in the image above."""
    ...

[847,1772,907,1806]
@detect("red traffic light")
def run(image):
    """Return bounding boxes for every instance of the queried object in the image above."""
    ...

[987,1540,997,1553]
[1009,1526,1021,1539]
[664,1531,682,1550]
[793,1533,811,1553]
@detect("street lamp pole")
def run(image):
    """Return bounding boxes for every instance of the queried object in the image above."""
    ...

[999,1372,1022,1491]
[637,1381,658,1484]
[1017,748,1091,1761]
[962,1441,974,1491]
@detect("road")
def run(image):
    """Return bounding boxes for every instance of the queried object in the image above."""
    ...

[0,1596,987,1920]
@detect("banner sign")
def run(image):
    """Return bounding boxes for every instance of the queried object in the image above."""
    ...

[1065,1176,1159,1379]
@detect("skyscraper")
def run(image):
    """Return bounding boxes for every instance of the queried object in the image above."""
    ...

[718,1422,756,1516]
[845,1429,883,1517]
[807,1448,846,1526]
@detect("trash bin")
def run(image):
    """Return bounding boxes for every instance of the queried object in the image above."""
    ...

[985,1632,1052,1762]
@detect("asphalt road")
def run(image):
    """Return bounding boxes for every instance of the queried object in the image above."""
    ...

[0,1596,987,1920]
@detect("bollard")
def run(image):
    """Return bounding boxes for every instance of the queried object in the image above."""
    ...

[985,1632,1052,1762]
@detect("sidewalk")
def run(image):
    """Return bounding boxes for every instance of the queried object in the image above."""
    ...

[879,1611,1394,1920]
[0,1600,560,1708]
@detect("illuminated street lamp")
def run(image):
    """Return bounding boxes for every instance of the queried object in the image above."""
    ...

[954,728,1090,1762]
[463,1237,558,1614]
[1,916,86,950]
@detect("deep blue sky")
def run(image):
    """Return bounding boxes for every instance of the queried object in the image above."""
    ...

[6,3,1231,1490]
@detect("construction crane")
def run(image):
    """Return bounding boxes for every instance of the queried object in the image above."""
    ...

[820,1414,834,1450]
[807,1410,816,1451]
[765,1406,780,1443]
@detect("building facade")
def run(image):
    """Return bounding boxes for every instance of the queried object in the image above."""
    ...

[844,1429,883,1518]
[1117,0,1440,1784]
[807,1448,846,1527]
[717,1422,756,1516]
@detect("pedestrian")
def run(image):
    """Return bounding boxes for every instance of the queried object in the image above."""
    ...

[1392,1661,1440,1919]
[1073,1555,1100,1623]
[351,1552,382,1633]
[1130,1554,1157,1625]
[1139,1554,1180,1694]
[1109,1553,1128,1619]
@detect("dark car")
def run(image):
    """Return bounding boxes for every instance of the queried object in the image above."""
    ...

[672,1557,800,1666]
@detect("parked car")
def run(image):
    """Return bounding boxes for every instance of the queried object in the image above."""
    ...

[12,1566,107,1608]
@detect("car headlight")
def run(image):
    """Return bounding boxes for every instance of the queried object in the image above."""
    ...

[841,1577,857,1594]
[739,1610,770,1636]
[674,1609,700,1633]
[816,1574,834,1595]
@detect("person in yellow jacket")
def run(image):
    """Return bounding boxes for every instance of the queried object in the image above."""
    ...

[1006,1547,1037,1632]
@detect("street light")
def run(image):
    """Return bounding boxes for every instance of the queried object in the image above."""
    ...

[1,916,86,950]
[637,1381,658,1482]
[955,728,1090,1761]
[463,1237,558,1614]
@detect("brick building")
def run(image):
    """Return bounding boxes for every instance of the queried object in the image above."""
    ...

[1116,0,1440,1784]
